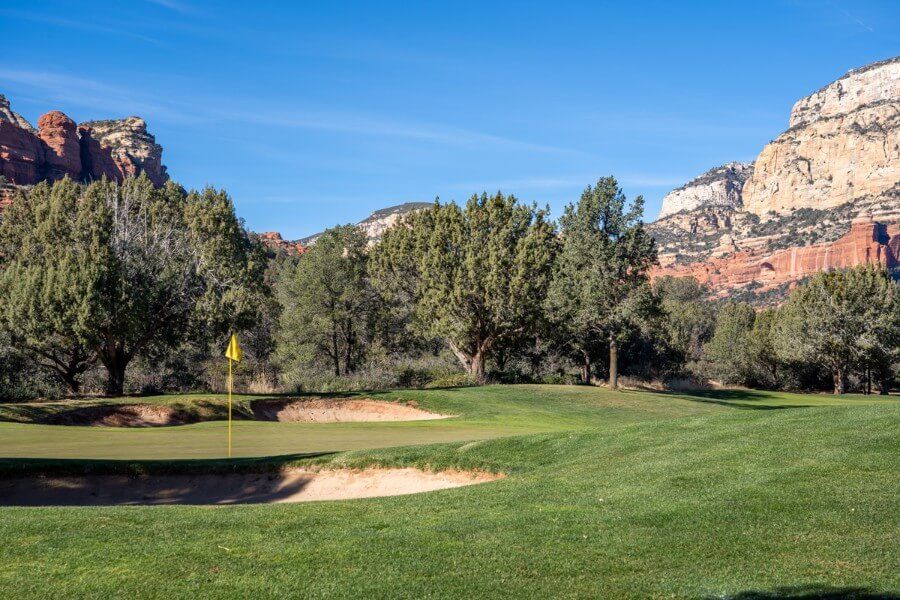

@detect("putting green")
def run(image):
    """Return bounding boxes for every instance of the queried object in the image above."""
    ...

[0,419,530,460]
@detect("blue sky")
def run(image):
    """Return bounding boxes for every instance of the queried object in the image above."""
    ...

[2,1,897,239]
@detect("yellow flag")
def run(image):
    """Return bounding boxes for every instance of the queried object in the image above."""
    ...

[225,333,242,362]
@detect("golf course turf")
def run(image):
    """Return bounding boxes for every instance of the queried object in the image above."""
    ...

[0,385,897,598]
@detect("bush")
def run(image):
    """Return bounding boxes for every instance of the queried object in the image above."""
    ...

[424,373,475,389]
[540,373,579,385]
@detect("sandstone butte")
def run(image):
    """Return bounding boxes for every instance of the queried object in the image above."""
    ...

[650,217,900,298]
[0,94,167,188]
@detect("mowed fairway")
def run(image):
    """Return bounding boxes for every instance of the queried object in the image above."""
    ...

[0,385,897,599]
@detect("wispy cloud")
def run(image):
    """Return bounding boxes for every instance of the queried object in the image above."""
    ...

[0,69,192,121]
[223,108,591,156]
[0,10,165,46]
[143,0,198,15]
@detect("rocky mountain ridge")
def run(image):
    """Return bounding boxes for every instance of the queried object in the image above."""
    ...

[272,202,431,247]
[650,56,900,301]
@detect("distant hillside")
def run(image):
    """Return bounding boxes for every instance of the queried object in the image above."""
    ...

[298,202,431,246]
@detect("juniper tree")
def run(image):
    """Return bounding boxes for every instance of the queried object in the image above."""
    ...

[371,193,557,382]
[0,180,96,393]
[0,176,268,395]
[774,265,900,394]
[276,225,376,377]
[545,177,657,388]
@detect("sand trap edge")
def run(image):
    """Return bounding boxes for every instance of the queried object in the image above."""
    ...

[0,467,504,506]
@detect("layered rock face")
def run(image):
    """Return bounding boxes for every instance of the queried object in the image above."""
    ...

[741,57,899,216]
[651,217,900,299]
[0,94,35,132]
[0,94,168,189]
[650,57,900,302]
[657,162,753,219]
[37,111,83,181]
[83,117,168,187]
[357,202,432,245]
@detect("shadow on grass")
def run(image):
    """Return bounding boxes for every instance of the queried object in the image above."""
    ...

[0,451,338,478]
[0,468,320,506]
[660,389,812,411]
[701,585,899,599]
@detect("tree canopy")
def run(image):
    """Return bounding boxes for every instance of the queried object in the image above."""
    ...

[545,177,657,388]
[371,193,557,381]
[0,176,269,395]
[774,266,900,394]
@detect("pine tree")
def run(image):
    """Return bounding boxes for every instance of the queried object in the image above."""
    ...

[545,177,657,388]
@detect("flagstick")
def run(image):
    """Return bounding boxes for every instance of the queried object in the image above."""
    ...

[228,357,233,458]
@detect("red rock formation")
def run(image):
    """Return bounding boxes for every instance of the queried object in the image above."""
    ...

[651,218,900,297]
[259,231,307,255]
[37,111,82,181]
[77,125,123,183]
[0,96,168,191]
[0,120,44,183]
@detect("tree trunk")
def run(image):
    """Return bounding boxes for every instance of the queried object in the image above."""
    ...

[448,340,489,384]
[62,372,82,395]
[609,337,619,390]
[470,350,486,383]
[832,366,845,395]
[331,329,341,376]
[580,350,591,385]
[866,368,871,395]
[105,358,128,396]
[878,372,891,395]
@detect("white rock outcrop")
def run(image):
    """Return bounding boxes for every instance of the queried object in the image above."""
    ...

[657,162,753,219]
[741,57,899,217]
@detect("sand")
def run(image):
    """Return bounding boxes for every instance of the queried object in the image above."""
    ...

[0,468,501,506]
[250,398,450,423]
[40,398,450,427]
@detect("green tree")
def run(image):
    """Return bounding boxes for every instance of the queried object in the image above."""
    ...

[277,225,376,377]
[747,308,782,387]
[545,177,657,388]
[0,180,96,392]
[0,177,268,395]
[703,302,757,385]
[774,266,900,394]
[371,193,556,382]
[654,275,716,366]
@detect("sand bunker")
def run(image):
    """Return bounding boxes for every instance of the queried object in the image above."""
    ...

[44,404,190,427]
[40,398,449,427]
[0,468,500,506]
[250,398,449,423]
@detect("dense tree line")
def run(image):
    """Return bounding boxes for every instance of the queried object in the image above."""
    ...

[0,176,897,398]
[0,176,270,396]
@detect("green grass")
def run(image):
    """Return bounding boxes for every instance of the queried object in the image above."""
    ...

[0,385,897,598]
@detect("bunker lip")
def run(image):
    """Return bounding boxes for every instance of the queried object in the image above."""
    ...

[250,398,451,423]
[37,398,451,427]
[0,467,503,506]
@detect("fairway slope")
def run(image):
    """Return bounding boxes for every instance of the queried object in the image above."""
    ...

[0,386,897,597]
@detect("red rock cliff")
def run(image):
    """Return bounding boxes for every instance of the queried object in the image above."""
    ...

[651,218,899,297]
[0,95,168,188]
